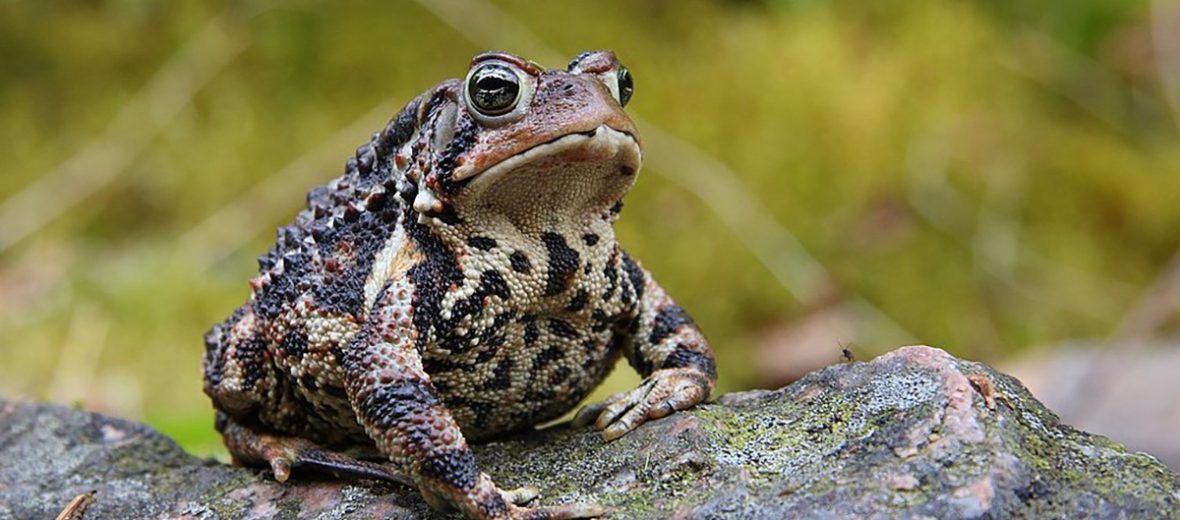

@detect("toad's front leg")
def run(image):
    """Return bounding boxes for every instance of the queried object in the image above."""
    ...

[575,258,717,441]
[343,283,602,520]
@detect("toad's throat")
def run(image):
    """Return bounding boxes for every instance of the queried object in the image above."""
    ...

[454,125,641,186]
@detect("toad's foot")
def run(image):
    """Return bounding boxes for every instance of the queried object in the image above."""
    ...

[419,473,604,519]
[573,367,711,441]
[217,414,410,486]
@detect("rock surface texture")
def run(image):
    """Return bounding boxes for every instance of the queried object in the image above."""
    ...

[2,346,1178,519]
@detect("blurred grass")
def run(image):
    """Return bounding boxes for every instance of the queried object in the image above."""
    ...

[1,0,1178,455]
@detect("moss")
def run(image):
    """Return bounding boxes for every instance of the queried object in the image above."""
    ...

[199,474,256,519]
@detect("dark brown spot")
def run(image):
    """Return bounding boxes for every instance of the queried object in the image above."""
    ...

[419,448,481,491]
[661,344,718,379]
[466,236,497,251]
[548,319,578,339]
[565,289,589,312]
[510,251,532,274]
[649,304,695,345]
[542,232,579,296]
[524,321,540,345]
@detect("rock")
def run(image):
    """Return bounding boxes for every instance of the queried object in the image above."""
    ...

[2,346,1178,519]
[1003,341,1180,472]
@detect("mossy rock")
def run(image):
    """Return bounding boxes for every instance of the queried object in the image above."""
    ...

[2,346,1177,519]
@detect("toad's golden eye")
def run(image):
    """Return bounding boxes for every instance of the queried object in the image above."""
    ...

[467,63,521,116]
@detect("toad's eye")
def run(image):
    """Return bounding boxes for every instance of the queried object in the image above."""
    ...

[616,64,633,107]
[467,63,521,116]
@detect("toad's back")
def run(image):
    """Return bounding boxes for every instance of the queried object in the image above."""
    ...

[203,138,407,445]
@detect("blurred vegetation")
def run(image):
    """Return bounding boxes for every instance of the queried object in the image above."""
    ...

[1,0,1178,456]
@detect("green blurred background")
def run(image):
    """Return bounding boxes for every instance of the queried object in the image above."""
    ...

[2,0,1179,459]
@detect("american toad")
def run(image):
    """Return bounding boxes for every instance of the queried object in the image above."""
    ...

[203,51,717,519]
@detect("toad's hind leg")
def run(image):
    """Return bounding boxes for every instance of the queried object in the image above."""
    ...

[217,413,557,509]
[216,412,411,486]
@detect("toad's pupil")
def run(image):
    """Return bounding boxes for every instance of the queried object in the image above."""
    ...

[617,65,633,107]
[470,65,519,115]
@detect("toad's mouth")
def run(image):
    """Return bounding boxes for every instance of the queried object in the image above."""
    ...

[450,125,642,226]
[455,125,641,187]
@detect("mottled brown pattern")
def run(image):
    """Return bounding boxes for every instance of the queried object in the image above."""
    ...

[202,50,716,519]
